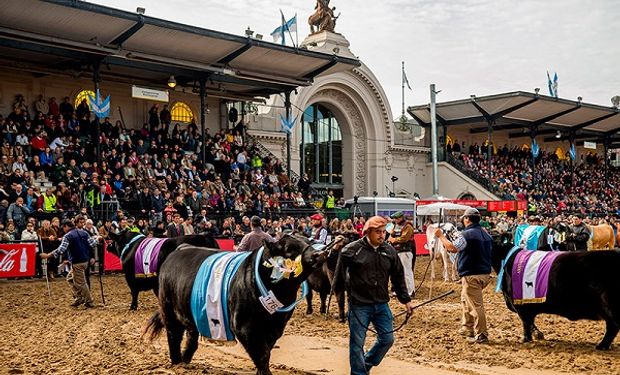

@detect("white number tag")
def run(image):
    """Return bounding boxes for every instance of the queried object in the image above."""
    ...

[259,290,284,315]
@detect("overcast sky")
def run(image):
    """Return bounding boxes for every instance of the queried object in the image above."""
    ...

[94,0,620,117]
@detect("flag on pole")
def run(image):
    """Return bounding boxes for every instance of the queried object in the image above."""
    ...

[547,71,558,98]
[87,89,111,119]
[402,68,412,91]
[531,139,540,158]
[280,114,297,134]
[569,143,576,161]
[270,11,297,45]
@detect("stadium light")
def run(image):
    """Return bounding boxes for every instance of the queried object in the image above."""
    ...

[555,130,562,139]
[167,75,177,88]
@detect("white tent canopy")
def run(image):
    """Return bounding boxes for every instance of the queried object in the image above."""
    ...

[416,202,473,216]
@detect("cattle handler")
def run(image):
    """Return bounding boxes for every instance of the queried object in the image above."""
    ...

[40,219,100,308]
[434,207,493,344]
[340,215,414,374]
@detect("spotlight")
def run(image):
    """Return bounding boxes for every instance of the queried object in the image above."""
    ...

[255,34,263,40]
[555,130,562,139]
[470,94,476,101]
[534,88,540,95]
[391,176,399,182]
[577,96,583,104]
[136,7,145,14]
[373,191,378,197]
[167,75,177,88]
[245,27,254,37]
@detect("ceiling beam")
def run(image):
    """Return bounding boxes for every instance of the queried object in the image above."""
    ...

[108,17,145,46]
[303,59,338,79]
[217,42,252,65]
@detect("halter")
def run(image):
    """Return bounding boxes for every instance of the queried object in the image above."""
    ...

[120,234,146,259]
[494,245,521,293]
[254,246,310,314]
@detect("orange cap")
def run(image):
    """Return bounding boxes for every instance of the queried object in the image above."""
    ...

[363,216,387,234]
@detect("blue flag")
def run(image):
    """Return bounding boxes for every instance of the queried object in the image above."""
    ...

[280,114,297,134]
[569,143,576,161]
[547,71,558,98]
[271,11,297,45]
[87,89,111,119]
[531,139,540,158]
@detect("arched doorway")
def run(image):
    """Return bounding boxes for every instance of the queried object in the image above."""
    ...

[299,103,343,196]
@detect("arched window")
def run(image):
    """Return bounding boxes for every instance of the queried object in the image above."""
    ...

[299,104,342,184]
[171,102,194,123]
[75,90,95,109]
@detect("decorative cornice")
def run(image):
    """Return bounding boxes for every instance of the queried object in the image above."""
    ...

[389,145,431,154]
[247,130,286,141]
[351,67,392,143]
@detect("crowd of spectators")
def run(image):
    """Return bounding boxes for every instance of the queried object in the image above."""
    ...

[0,93,326,241]
[448,141,620,216]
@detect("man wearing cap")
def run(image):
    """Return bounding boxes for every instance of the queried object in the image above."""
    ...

[310,213,328,245]
[434,207,492,344]
[40,219,100,308]
[236,215,275,251]
[568,213,590,251]
[388,211,415,297]
[340,215,415,374]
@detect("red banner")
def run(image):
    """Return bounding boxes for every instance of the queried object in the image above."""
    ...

[487,200,528,212]
[416,200,488,209]
[0,243,38,278]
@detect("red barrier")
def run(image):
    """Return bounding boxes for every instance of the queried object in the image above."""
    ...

[0,242,38,278]
[414,233,429,255]
[216,239,235,251]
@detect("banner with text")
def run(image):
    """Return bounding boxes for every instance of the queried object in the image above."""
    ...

[0,243,37,278]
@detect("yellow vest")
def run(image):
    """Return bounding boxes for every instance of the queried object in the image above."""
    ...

[43,194,57,212]
[325,195,335,209]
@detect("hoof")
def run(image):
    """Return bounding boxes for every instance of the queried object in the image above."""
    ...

[520,337,532,343]
[596,344,611,351]
[534,331,545,340]
[130,306,138,311]
[305,309,313,315]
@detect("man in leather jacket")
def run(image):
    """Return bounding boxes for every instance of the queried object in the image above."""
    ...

[340,215,415,375]
[568,213,591,251]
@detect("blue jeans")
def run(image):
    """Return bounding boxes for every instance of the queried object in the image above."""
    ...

[348,302,394,375]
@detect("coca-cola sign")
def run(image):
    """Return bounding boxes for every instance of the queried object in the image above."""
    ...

[0,243,37,278]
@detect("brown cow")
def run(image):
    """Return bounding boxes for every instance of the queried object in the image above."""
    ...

[588,223,615,250]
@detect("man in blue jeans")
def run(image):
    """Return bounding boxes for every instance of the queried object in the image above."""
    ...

[340,216,415,374]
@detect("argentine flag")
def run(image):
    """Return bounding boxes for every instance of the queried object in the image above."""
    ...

[547,71,558,98]
[87,89,111,119]
[271,12,297,45]
[569,143,576,161]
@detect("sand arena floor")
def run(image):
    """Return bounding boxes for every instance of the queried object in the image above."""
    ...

[1,256,618,375]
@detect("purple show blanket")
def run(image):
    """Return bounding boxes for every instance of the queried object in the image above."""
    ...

[134,238,166,278]
[511,250,562,304]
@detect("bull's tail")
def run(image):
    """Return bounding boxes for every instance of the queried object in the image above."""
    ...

[143,310,165,342]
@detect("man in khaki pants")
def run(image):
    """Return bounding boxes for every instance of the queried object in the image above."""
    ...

[434,208,493,344]
[41,219,99,308]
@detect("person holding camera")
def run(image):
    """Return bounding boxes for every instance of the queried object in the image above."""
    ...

[434,208,492,344]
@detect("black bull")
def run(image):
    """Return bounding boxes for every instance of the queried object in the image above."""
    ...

[306,239,346,322]
[107,231,219,310]
[144,235,344,375]
[493,235,620,349]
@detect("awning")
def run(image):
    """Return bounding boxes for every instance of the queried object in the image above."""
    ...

[408,91,620,145]
[0,0,360,99]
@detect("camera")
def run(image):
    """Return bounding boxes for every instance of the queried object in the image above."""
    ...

[390,176,399,182]
[353,195,359,204]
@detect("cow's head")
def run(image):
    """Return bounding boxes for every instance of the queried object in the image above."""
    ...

[490,231,514,274]
[106,230,141,258]
[262,234,346,282]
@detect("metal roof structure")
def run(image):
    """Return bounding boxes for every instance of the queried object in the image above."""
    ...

[0,0,360,100]
[408,91,620,146]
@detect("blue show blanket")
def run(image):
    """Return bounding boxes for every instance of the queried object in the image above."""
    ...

[190,251,252,341]
[513,225,546,250]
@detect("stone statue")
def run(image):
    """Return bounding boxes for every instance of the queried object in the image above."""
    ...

[308,0,340,34]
